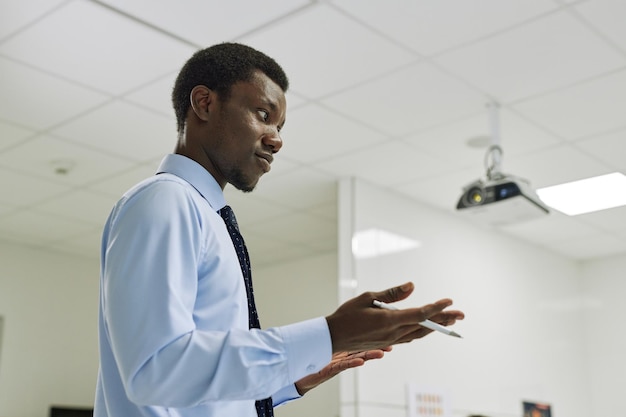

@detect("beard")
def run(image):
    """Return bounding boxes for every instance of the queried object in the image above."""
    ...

[228,166,259,193]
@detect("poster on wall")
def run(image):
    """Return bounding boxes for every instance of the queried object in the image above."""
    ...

[523,401,552,417]
[406,383,451,417]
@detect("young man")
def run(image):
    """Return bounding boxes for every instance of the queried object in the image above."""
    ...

[95,43,463,417]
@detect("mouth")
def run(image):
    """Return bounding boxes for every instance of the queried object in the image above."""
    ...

[256,153,273,173]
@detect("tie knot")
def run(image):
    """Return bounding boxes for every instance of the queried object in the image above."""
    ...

[219,205,239,230]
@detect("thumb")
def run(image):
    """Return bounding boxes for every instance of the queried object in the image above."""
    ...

[377,282,414,304]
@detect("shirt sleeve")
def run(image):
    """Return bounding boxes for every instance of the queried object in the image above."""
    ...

[272,384,301,406]
[101,180,332,408]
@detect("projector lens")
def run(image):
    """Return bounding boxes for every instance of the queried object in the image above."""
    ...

[468,188,483,204]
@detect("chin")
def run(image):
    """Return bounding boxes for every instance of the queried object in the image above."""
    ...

[231,178,259,193]
[239,185,255,193]
[229,167,266,192]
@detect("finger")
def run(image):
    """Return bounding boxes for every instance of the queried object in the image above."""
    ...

[331,351,350,361]
[385,299,455,326]
[429,310,465,325]
[327,357,364,375]
[374,282,414,304]
[387,325,433,345]
[415,299,458,322]
[363,350,385,361]
[348,350,385,361]
[349,347,392,358]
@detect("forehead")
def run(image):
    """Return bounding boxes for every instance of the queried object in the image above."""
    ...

[231,71,286,114]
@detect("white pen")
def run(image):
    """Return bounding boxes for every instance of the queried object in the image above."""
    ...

[373,300,462,338]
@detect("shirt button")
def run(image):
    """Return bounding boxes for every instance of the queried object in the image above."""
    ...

[306,364,315,372]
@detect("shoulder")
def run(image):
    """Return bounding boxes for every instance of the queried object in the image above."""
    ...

[109,174,213,231]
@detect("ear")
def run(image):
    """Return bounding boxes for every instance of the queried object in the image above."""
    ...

[189,85,214,122]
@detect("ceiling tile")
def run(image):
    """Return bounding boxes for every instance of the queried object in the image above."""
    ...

[546,232,626,260]
[123,72,177,118]
[87,160,161,198]
[0,135,136,186]
[1,0,626,262]
[316,140,454,187]
[0,120,36,151]
[499,213,600,245]
[47,228,102,260]
[513,69,626,140]
[245,232,323,268]
[253,167,336,210]
[577,205,626,234]
[616,229,626,241]
[403,108,562,169]
[0,1,196,95]
[321,62,485,137]
[0,0,67,40]
[0,201,17,217]
[245,211,335,246]
[392,167,484,214]
[576,0,626,52]
[308,201,338,222]
[0,56,109,130]
[279,103,388,164]
[285,91,309,110]
[36,189,116,227]
[51,100,177,161]
[98,0,312,46]
[331,0,558,56]
[0,166,70,206]
[504,143,612,188]
[305,232,338,253]
[0,209,95,246]
[223,191,293,229]
[575,128,626,172]
[240,3,418,98]
[435,11,625,101]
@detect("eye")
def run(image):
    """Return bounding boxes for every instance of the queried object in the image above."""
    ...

[258,109,269,122]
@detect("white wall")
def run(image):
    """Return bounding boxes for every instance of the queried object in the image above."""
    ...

[339,179,593,417]
[0,241,99,417]
[580,253,626,417]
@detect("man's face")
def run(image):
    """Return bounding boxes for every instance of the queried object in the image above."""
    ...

[204,70,287,192]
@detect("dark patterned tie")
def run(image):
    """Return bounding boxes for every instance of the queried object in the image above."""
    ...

[219,205,274,417]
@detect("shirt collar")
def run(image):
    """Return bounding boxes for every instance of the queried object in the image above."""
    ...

[156,154,227,211]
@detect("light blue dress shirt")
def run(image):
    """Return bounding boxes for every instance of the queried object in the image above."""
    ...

[94,154,332,417]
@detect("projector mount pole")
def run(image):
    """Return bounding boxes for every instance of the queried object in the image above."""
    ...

[485,102,504,181]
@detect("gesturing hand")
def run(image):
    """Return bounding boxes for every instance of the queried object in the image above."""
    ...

[295,347,392,396]
[325,282,464,353]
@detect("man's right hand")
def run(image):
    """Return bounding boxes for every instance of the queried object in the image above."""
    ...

[325,282,464,353]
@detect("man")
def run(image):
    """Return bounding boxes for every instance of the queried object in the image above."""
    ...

[95,42,464,417]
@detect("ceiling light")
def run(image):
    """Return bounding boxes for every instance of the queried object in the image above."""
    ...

[536,172,626,216]
[352,228,420,259]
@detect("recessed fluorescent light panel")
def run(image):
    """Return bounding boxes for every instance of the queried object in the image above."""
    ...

[352,228,420,259]
[536,172,626,216]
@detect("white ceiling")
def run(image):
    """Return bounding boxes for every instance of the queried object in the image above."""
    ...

[1,0,626,266]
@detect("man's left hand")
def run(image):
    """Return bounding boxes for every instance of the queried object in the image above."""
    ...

[295,347,391,396]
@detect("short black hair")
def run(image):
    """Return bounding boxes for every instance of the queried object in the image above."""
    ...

[172,42,289,133]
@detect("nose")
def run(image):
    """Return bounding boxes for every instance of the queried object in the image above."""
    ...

[263,127,283,153]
